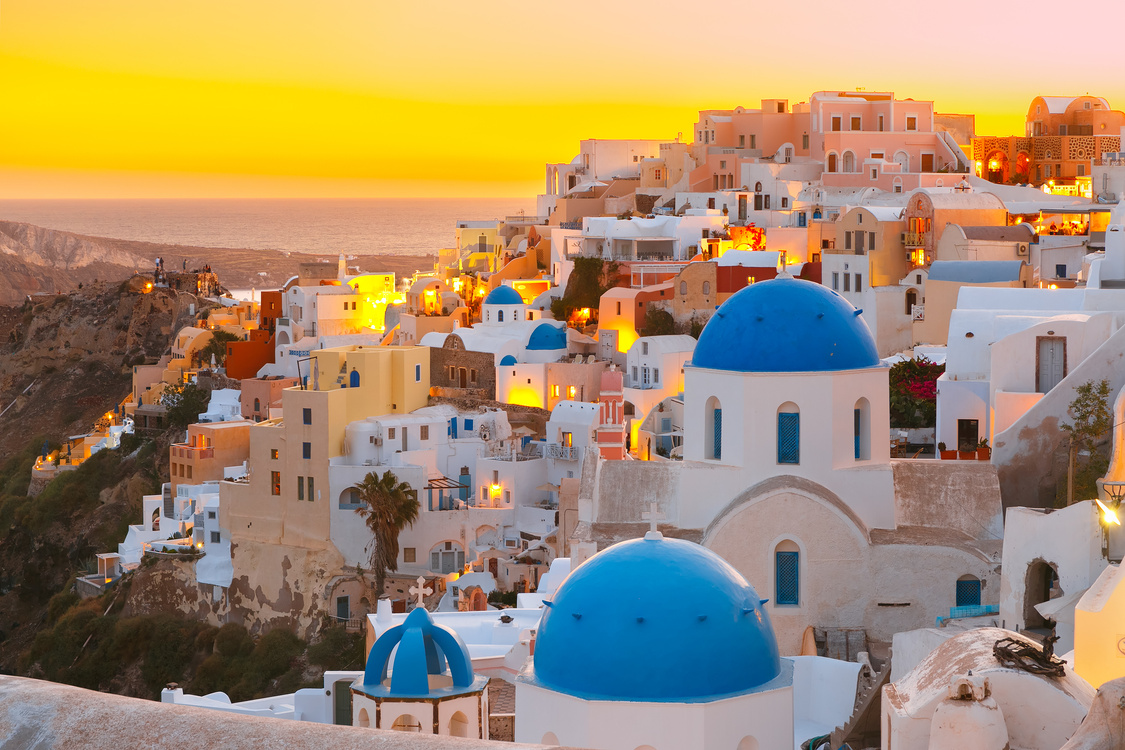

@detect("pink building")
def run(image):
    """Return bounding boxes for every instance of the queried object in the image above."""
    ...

[691,92,972,196]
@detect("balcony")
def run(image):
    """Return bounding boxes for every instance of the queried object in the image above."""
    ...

[546,444,581,461]
[903,232,927,247]
[172,445,214,460]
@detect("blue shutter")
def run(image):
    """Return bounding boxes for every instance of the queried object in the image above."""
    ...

[854,408,861,459]
[450,418,458,439]
[776,551,799,605]
[713,408,723,460]
[956,579,982,607]
[465,418,474,431]
[778,413,800,464]
[349,370,360,388]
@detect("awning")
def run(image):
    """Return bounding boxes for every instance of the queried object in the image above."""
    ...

[1034,587,1088,621]
[536,483,560,492]
[424,476,468,491]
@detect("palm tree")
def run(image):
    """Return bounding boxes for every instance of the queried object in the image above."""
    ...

[351,470,420,598]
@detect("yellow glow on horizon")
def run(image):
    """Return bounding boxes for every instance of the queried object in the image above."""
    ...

[2,2,1123,198]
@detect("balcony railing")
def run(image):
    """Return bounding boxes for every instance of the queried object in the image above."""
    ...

[172,445,214,459]
[546,444,581,461]
[903,232,927,247]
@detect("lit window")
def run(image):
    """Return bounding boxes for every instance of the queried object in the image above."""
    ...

[270,449,278,460]
[271,471,281,495]
[567,385,577,399]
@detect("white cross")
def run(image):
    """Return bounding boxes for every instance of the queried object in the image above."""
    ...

[641,502,665,534]
[409,576,432,609]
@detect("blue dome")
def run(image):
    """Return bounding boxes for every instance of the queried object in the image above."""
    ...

[499,354,518,366]
[354,607,486,699]
[526,322,566,351]
[692,276,879,372]
[531,534,781,702]
[484,285,524,305]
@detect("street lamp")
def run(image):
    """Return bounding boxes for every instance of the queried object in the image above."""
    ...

[1096,479,1125,525]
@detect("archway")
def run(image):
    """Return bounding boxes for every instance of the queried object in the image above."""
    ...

[905,288,918,315]
[853,397,870,460]
[151,508,161,531]
[542,733,560,746]
[349,369,360,387]
[705,395,722,460]
[276,330,291,346]
[957,574,982,607]
[1024,559,1059,631]
[449,711,470,737]
[391,714,423,733]
[357,707,370,728]
[985,150,1009,184]
[737,737,760,750]
[842,151,855,173]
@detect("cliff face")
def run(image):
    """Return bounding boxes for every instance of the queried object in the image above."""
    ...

[0,219,434,306]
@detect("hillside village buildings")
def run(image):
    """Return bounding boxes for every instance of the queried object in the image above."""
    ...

[41,88,1125,750]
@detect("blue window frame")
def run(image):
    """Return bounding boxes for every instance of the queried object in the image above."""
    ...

[956,578,982,607]
[854,408,861,459]
[712,408,722,460]
[415,363,422,382]
[778,413,800,464]
[303,442,311,459]
[776,551,799,605]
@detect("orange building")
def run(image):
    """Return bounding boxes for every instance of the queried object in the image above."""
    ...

[973,96,1124,189]
[169,421,251,494]
[225,290,283,379]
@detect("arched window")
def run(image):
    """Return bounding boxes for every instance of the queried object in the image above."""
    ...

[498,310,504,323]
[680,281,687,295]
[737,738,760,750]
[702,281,711,295]
[449,711,470,737]
[349,369,360,388]
[827,153,837,173]
[956,574,982,607]
[777,402,800,464]
[705,396,722,460]
[357,708,370,728]
[391,714,422,733]
[905,288,918,315]
[754,181,763,192]
[775,540,800,606]
[253,398,261,412]
[854,397,870,460]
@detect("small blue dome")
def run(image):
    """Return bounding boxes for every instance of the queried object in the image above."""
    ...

[484,285,524,305]
[499,354,518,366]
[531,535,781,702]
[354,607,485,699]
[692,276,879,372]
[526,322,566,351]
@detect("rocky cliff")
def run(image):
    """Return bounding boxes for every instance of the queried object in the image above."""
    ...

[0,219,434,306]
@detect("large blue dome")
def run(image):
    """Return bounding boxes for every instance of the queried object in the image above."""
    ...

[692,276,879,372]
[531,534,781,702]
[484,285,524,305]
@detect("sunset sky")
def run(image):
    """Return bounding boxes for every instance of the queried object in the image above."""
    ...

[2,0,1124,198]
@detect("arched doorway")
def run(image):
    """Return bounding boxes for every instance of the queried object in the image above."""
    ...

[905,288,918,315]
[986,150,1009,183]
[357,707,370,728]
[893,150,909,173]
[842,151,855,173]
[1024,559,1059,631]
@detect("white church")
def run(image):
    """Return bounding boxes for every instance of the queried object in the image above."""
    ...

[572,274,1006,654]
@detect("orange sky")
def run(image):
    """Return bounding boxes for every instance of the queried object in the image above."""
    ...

[2,0,1124,199]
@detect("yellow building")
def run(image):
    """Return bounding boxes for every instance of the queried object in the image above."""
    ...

[222,345,429,551]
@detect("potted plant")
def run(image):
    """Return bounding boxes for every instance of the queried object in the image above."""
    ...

[977,438,991,461]
[938,442,956,461]
[957,443,975,460]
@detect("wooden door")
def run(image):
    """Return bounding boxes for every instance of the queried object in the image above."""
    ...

[1037,337,1066,392]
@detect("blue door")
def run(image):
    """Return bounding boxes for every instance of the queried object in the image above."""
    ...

[349,370,360,388]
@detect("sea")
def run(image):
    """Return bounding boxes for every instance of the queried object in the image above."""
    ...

[0,197,538,257]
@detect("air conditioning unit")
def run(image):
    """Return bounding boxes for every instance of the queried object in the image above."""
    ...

[1017,243,1029,257]
[372,437,383,446]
